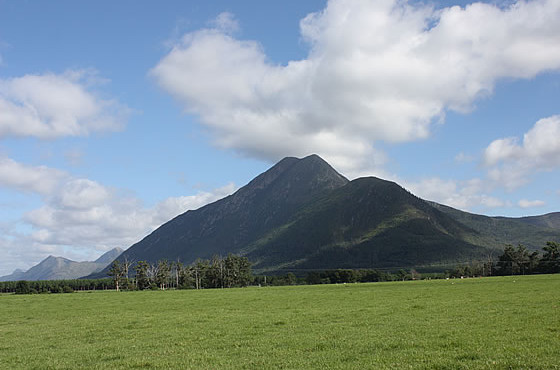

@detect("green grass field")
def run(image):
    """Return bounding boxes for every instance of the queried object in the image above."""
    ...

[1,275,559,369]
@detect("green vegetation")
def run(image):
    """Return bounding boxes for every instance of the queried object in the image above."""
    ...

[0,278,113,294]
[2,242,559,294]
[1,275,559,369]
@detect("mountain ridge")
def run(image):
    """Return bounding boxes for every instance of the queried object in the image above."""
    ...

[87,155,560,276]
[0,248,123,281]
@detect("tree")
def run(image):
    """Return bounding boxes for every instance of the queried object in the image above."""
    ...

[172,260,183,289]
[135,261,150,290]
[539,241,560,273]
[527,250,540,275]
[15,280,31,294]
[192,259,209,289]
[207,255,224,289]
[285,272,297,285]
[497,245,518,275]
[410,269,421,280]
[121,256,134,289]
[147,263,158,288]
[108,260,124,291]
[483,252,495,276]
[155,260,171,290]
[221,254,252,287]
[178,263,194,289]
[497,244,539,275]
[236,256,252,287]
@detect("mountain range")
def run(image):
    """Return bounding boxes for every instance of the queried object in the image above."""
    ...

[89,155,559,276]
[0,248,123,281]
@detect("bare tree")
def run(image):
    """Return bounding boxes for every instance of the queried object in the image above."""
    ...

[147,263,159,287]
[122,256,135,289]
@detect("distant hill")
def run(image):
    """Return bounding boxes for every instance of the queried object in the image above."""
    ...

[0,248,123,281]
[430,203,560,250]
[88,155,560,276]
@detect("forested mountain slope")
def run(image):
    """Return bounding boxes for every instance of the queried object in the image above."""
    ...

[90,155,560,276]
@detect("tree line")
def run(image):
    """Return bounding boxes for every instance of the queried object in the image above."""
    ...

[107,254,252,291]
[449,241,560,278]
[0,278,114,294]
[2,242,558,294]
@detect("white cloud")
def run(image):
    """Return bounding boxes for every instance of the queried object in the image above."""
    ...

[153,183,236,225]
[404,176,508,211]
[0,159,236,275]
[0,157,67,195]
[484,115,560,189]
[210,12,240,34]
[151,0,560,178]
[0,70,130,139]
[518,199,546,208]
[25,177,236,253]
[454,152,474,163]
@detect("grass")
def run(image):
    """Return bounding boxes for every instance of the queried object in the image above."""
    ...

[1,275,559,369]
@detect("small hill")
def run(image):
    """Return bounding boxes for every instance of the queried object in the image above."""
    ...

[0,248,123,281]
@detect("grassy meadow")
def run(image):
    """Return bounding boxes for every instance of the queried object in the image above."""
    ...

[1,275,559,369]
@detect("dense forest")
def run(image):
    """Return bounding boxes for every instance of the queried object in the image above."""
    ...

[1,242,558,294]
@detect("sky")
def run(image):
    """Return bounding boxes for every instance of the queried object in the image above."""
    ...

[0,0,559,275]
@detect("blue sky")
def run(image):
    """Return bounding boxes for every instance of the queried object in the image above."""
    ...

[0,0,559,275]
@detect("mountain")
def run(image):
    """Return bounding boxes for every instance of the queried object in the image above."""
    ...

[0,248,123,281]
[94,247,123,265]
[430,203,560,250]
[90,154,560,276]
[242,177,489,272]
[2,269,25,281]
[519,212,560,229]
[88,155,348,277]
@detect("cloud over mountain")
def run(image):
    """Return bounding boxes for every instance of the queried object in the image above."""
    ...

[152,0,560,177]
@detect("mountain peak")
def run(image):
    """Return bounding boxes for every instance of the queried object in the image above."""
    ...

[0,249,124,282]
[241,154,348,199]
[94,154,350,273]
[95,247,124,264]
[89,154,560,277]
[299,153,325,163]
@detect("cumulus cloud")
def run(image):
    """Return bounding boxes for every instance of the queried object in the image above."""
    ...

[25,178,235,253]
[0,70,130,139]
[152,183,236,225]
[0,159,236,275]
[404,177,508,211]
[210,12,240,34]
[484,115,560,189]
[392,113,560,213]
[151,0,560,177]
[0,157,67,195]
[518,199,546,208]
